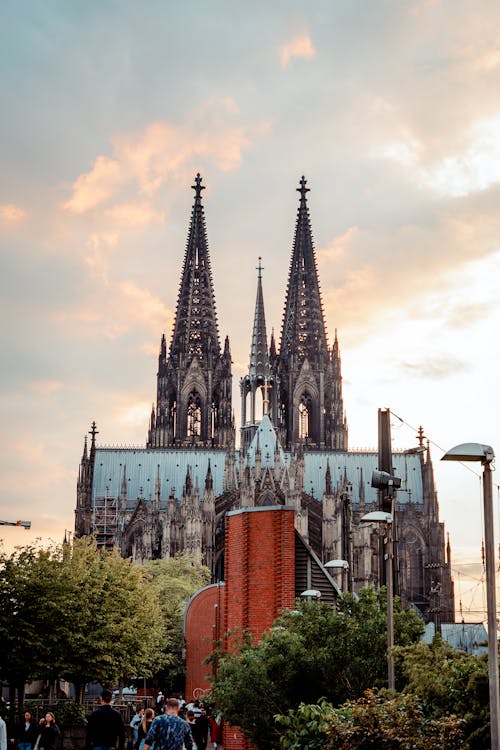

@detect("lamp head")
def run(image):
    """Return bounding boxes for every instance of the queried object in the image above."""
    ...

[371,470,401,490]
[361,511,393,524]
[441,443,494,465]
[325,559,349,570]
[300,589,321,599]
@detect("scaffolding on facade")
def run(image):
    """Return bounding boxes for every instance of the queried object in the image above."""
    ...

[92,493,118,548]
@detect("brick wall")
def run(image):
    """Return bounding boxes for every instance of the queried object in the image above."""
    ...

[184,506,297,750]
[222,506,296,750]
[224,505,296,646]
[184,582,225,702]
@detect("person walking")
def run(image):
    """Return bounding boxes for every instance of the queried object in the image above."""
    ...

[37,713,61,750]
[129,709,144,748]
[0,714,7,750]
[191,708,209,750]
[135,709,154,750]
[16,712,38,750]
[143,699,192,750]
[85,689,125,750]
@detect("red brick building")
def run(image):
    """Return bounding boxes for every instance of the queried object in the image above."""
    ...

[184,505,338,749]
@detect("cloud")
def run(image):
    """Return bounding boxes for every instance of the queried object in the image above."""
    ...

[118,281,172,332]
[118,400,151,428]
[279,33,315,68]
[28,380,64,398]
[371,115,500,198]
[445,302,494,328]
[64,155,122,214]
[400,355,469,379]
[0,203,26,223]
[83,232,119,283]
[104,202,165,227]
[64,117,254,216]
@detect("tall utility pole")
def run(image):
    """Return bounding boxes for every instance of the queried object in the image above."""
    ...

[378,408,398,595]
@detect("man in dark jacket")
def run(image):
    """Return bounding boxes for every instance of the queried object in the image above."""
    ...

[85,690,125,750]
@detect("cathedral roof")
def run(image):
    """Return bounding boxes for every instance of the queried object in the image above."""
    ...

[92,447,226,505]
[244,414,286,468]
[90,444,424,508]
[303,450,424,505]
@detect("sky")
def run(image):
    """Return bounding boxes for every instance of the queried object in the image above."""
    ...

[1,0,500,622]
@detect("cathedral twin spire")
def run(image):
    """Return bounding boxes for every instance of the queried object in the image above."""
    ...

[280,176,329,366]
[148,173,347,453]
[147,174,233,449]
[169,173,221,363]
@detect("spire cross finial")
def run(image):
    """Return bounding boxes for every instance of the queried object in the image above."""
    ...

[89,421,99,442]
[192,172,205,200]
[256,257,264,278]
[297,175,310,200]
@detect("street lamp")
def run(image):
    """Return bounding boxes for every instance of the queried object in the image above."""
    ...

[325,559,349,592]
[300,589,321,600]
[442,442,499,750]
[361,509,395,690]
[0,520,31,529]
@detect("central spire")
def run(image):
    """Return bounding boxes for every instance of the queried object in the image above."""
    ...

[248,257,270,381]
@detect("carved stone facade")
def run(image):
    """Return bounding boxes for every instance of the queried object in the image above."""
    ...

[75,176,454,623]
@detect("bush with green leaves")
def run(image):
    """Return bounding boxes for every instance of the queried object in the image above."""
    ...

[277,690,467,750]
[210,587,423,749]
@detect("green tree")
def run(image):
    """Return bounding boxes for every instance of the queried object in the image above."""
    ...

[142,555,211,693]
[0,538,166,706]
[396,636,490,749]
[210,587,423,750]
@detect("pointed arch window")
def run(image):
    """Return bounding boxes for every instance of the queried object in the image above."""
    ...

[187,391,202,438]
[298,393,312,440]
[404,530,424,599]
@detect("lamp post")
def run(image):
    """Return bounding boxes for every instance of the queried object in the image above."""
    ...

[361,510,395,690]
[300,589,321,600]
[325,559,349,592]
[442,442,499,750]
[0,520,31,529]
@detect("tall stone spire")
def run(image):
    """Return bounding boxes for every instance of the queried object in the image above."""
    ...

[273,178,347,451]
[279,176,328,366]
[147,175,233,449]
[249,258,270,381]
[240,258,272,452]
[169,173,220,363]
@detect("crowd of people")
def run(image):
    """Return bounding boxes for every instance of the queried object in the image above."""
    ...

[0,711,61,750]
[0,689,222,750]
[130,693,222,750]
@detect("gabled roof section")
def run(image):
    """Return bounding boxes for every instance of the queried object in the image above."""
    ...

[248,258,270,382]
[169,174,220,362]
[246,414,286,468]
[279,176,328,363]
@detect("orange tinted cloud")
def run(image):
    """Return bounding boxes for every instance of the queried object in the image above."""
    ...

[64,117,253,215]
[105,202,165,227]
[1,203,26,223]
[279,33,316,67]
[64,155,122,213]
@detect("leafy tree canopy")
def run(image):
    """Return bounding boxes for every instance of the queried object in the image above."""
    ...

[210,587,423,750]
[0,538,166,696]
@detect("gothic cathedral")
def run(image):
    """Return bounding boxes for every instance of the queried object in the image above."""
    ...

[75,175,454,623]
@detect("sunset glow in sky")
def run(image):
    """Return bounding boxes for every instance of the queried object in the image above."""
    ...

[1,1,500,621]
